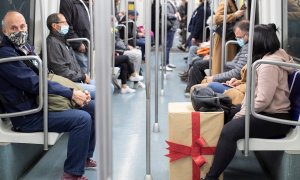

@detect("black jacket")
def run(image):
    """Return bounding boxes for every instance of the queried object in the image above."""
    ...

[60,0,90,51]
[47,32,86,83]
[188,3,211,41]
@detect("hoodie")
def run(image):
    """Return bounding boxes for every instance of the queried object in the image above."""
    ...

[235,49,295,118]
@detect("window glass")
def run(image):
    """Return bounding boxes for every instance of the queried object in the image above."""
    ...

[287,0,300,60]
[0,0,35,44]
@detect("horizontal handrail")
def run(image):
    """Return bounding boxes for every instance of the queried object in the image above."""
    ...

[222,40,238,72]
[249,60,300,126]
[0,56,43,118]
[67,38,92,77]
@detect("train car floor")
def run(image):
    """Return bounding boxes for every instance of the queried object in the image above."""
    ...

[20,51,270,180]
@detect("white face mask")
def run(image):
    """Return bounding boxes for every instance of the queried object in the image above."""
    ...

[6,31,28,46]
[58,25,69,35]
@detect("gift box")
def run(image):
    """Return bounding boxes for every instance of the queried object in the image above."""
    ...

[166,102,224,180]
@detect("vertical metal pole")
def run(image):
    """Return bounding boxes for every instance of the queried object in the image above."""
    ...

[145,0,153,179]
[112,0,116,68]
[40,0,49,151]
[89,0,94,78]
[209,0,215,73]
[134,0,137,47]
[95,0,113,179]
[125,0,129,45]
[244,0,256,157]
[202,0,207,42]
[160,0,165,96]
[164,0,167,71]
[153,0,161,133]
[221,0,228,73]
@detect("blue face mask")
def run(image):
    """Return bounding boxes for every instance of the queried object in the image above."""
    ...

[236,38,245,47]
[58,25,69,35]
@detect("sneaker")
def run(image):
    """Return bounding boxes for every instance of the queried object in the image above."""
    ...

[184,92,191,98]
[129,75,144,81]
[113,79,122,89]
[160,65,173,71]
[167,64,177,68]
[121,86,136,94]
[133,81,146,89]
[177,45,186,52]
[85,158,97,168]
[62,172,88,180]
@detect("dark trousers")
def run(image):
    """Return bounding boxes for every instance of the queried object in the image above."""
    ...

[205,112,292,179]
[115,55,134,85]
[11,101,96,176]
[136,38,145,59]
[186,59,209,92]
[166,30,176,65]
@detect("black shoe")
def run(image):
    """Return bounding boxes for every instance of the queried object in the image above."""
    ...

[183,56,188,60]
[177,45,186,52]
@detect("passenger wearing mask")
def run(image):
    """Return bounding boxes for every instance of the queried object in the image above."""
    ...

[0,11,96,180]
[202,24,295,180]
[46,13,96,98]
[185,20,249,97]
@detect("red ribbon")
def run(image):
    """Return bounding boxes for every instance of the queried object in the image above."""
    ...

[166,112,216,180]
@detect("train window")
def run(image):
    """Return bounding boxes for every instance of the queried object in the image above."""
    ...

[287,0,300,61]
[0,0,35,44]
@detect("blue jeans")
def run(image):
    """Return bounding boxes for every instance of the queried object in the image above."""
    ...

[207,82,231,93]
[74,51,88,74]
[136,38,145,59]
[188,45,199,65]
[166,30,176,65]
[11,101,96,176]
[77,80,96,99]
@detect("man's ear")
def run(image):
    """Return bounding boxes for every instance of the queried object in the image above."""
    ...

[51,23,57,31]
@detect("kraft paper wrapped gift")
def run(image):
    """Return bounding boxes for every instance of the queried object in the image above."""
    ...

[166,102,224,180]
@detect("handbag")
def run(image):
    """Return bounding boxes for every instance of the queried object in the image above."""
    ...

[46,74,85,111]
[215,22,236,40]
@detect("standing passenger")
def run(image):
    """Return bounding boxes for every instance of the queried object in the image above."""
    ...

[0,11,96,180]
[60,0,90,74]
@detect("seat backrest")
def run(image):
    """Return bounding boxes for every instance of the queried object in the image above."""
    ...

[288,70,300,120]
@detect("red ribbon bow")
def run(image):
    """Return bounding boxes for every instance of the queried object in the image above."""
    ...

[166,112,216,180]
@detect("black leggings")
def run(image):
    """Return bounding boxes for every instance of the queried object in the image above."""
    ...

[205,113,292,180]
[186,59,209,92]
[115,55,134,85]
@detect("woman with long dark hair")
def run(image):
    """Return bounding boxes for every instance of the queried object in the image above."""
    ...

[202,24,295,180]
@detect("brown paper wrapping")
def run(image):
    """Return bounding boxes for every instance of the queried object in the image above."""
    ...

[168,102,224,180]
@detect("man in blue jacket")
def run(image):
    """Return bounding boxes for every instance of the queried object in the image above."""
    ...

[0,11,96,180]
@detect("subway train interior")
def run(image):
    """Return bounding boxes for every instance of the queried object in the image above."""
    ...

[0,0,300,179]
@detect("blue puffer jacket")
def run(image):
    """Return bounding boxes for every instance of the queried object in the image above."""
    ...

[0,36,73,119]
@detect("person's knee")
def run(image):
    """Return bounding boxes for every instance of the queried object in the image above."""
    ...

[75,111,92,129]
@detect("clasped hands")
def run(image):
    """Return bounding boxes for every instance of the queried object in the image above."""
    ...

[72,90,91,107]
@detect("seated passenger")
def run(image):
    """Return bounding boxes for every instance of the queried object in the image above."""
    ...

[185,20,250,97]
[46,13,96,98]
[202,24,295,180]
[0,11,95,180]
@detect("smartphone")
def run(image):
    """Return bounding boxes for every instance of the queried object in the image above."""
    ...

[240,3,247,10]
[222,83,234,88]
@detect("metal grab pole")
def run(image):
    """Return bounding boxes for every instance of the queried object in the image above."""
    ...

[209,0,215,73]
[89,0,94,78]
[221,0,228,73]
[67,38,91,73]
[95,0,112,179]
[244,0,256,157]
[145,0,153,179]
[133,0,137,47]
[153,0,161,133]
[160,0,166,96]
[112,0,116,68]
[202,0,207,42]
[40,0,49,151]
[125,0,129,45]
[224,40,238,67]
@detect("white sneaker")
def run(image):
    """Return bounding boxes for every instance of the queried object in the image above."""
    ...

[129,75,144,81]
[133,81,146,89]
[113,79,122,89]
[160,65,173,71]
[167,63,177,68]
[121,86,136,94]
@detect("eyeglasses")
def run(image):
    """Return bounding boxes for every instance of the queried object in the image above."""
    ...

[55,21,67,24]
[235,33,247,40]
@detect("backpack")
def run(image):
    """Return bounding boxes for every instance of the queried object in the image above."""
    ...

[288,70,300,120]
